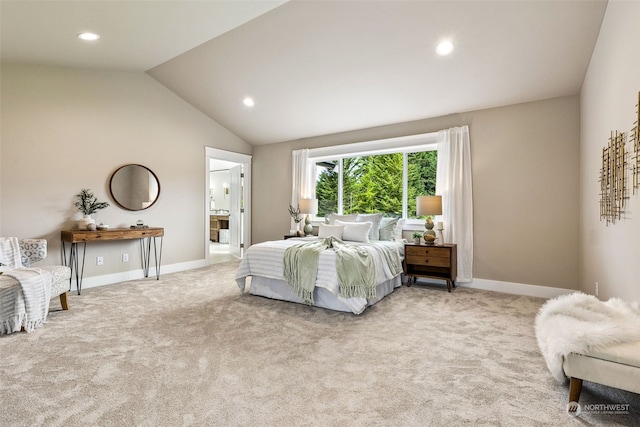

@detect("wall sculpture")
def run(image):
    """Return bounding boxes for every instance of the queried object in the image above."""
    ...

[599,91,639,225]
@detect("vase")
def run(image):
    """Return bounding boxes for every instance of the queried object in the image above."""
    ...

[79,214,95,230]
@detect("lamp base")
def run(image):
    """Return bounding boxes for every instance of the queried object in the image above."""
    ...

[304,215,313,236]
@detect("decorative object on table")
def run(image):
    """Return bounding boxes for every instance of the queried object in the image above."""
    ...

[131,220,149,229]
[416,195,442,243]
[423,234,437,245]
[411,231,423,245]
[73,189,109,230]
[436,221,444,245]
[86,222,97,231]
[96,223,109,230]
[288,204,303,236]
[299,198,318,236]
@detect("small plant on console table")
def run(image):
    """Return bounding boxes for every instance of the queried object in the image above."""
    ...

[74,189,109,230]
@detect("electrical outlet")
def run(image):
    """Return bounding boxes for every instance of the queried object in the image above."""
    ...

[96,256,104,266]
[595,282,599,297]
[122,253,129,262]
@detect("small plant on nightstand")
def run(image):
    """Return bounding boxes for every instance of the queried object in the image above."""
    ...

[412,231,423,245]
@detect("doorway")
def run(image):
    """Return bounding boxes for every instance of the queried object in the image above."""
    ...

[205,147,251,264]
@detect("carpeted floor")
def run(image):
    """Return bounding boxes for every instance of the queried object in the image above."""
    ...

[1,260,639,426]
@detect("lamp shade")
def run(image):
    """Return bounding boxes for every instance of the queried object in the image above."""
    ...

[416,195,442,216]
[299,198,318,215]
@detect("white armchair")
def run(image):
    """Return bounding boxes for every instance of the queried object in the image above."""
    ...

[1,238,71,334]
[18,239,70,310]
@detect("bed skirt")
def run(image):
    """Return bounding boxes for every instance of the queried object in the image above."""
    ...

[247,274,402,315]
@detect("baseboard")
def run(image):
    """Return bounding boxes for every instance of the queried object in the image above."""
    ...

[73,259,208,291]
[460,278,576,299]
[76,262,575,300]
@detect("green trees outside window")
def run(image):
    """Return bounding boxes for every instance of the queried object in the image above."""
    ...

[315,150,437,218]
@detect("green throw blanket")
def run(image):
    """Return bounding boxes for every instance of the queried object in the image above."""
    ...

[283,238,329,305]
[283,237,379,305]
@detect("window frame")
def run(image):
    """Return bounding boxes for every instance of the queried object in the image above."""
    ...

[308,132,437,222]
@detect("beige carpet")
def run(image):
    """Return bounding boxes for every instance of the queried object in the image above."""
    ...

[1,261,639,426]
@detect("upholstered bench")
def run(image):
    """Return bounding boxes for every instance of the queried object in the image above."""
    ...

[563,341,640,403]
[535,292,640,406]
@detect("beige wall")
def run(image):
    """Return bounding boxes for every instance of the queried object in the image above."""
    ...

[0,64,251,282]
[0,63,584,292]
[253,96,580,290]
[580,1,640,301]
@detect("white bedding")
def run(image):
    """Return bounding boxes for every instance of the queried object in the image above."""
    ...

[235,237,404,314]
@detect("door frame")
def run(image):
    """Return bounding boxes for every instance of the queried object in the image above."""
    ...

[205,147,252,262]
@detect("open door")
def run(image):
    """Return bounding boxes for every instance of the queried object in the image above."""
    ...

[228,164,243,258]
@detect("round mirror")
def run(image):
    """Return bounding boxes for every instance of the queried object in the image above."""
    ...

[109,164,160,211]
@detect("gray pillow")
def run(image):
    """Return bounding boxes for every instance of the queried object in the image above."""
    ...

[378,217,399,241]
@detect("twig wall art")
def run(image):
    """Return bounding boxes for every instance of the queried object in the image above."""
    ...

[599,91,639,225]
[632,91,640,194]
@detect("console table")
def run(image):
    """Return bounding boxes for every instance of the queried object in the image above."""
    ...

[61,227,164,295]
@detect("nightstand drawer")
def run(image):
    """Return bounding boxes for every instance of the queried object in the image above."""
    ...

[405,246,451,259]
[405,254,451,268]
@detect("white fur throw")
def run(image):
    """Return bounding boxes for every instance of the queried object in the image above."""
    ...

[535,292,640,382]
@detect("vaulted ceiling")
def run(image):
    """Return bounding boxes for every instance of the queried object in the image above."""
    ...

[1,0,608,145]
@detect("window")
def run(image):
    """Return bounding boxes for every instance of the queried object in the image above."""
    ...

[310,134,437,220]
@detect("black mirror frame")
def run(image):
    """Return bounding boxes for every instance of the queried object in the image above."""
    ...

[109,164,161,211]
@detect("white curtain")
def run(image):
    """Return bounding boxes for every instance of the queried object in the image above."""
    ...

[436,125,473,282]
[291,149,316,228]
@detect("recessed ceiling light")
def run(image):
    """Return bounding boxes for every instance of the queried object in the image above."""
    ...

[436,40,454,56]
[243,97,255,107]
[77,32,100,41]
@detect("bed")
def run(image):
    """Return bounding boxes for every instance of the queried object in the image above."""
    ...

[235,236,404,315]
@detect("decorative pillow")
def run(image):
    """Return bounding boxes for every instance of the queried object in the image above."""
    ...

[378,217,399,241]
[334,220,372,243]
[327,213,358,225]
[356,213,383,241]
[318,224,345,239]
[394,218,406,241]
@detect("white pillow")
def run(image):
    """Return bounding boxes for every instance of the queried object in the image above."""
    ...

[318,223,344,239]
[334,220,372,243]
[327,213,358,225]
[356,213,383,241]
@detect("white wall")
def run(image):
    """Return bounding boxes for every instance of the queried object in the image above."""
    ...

[0,64,251,285]
[580,1,640,301]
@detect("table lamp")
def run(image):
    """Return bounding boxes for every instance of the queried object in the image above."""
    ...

[416,195,442,244]
[299,198,318,236]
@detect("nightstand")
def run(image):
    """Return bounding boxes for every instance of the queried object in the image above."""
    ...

[403,243,457,292]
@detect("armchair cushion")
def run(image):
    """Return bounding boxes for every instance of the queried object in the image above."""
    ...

[19,239,48,267]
